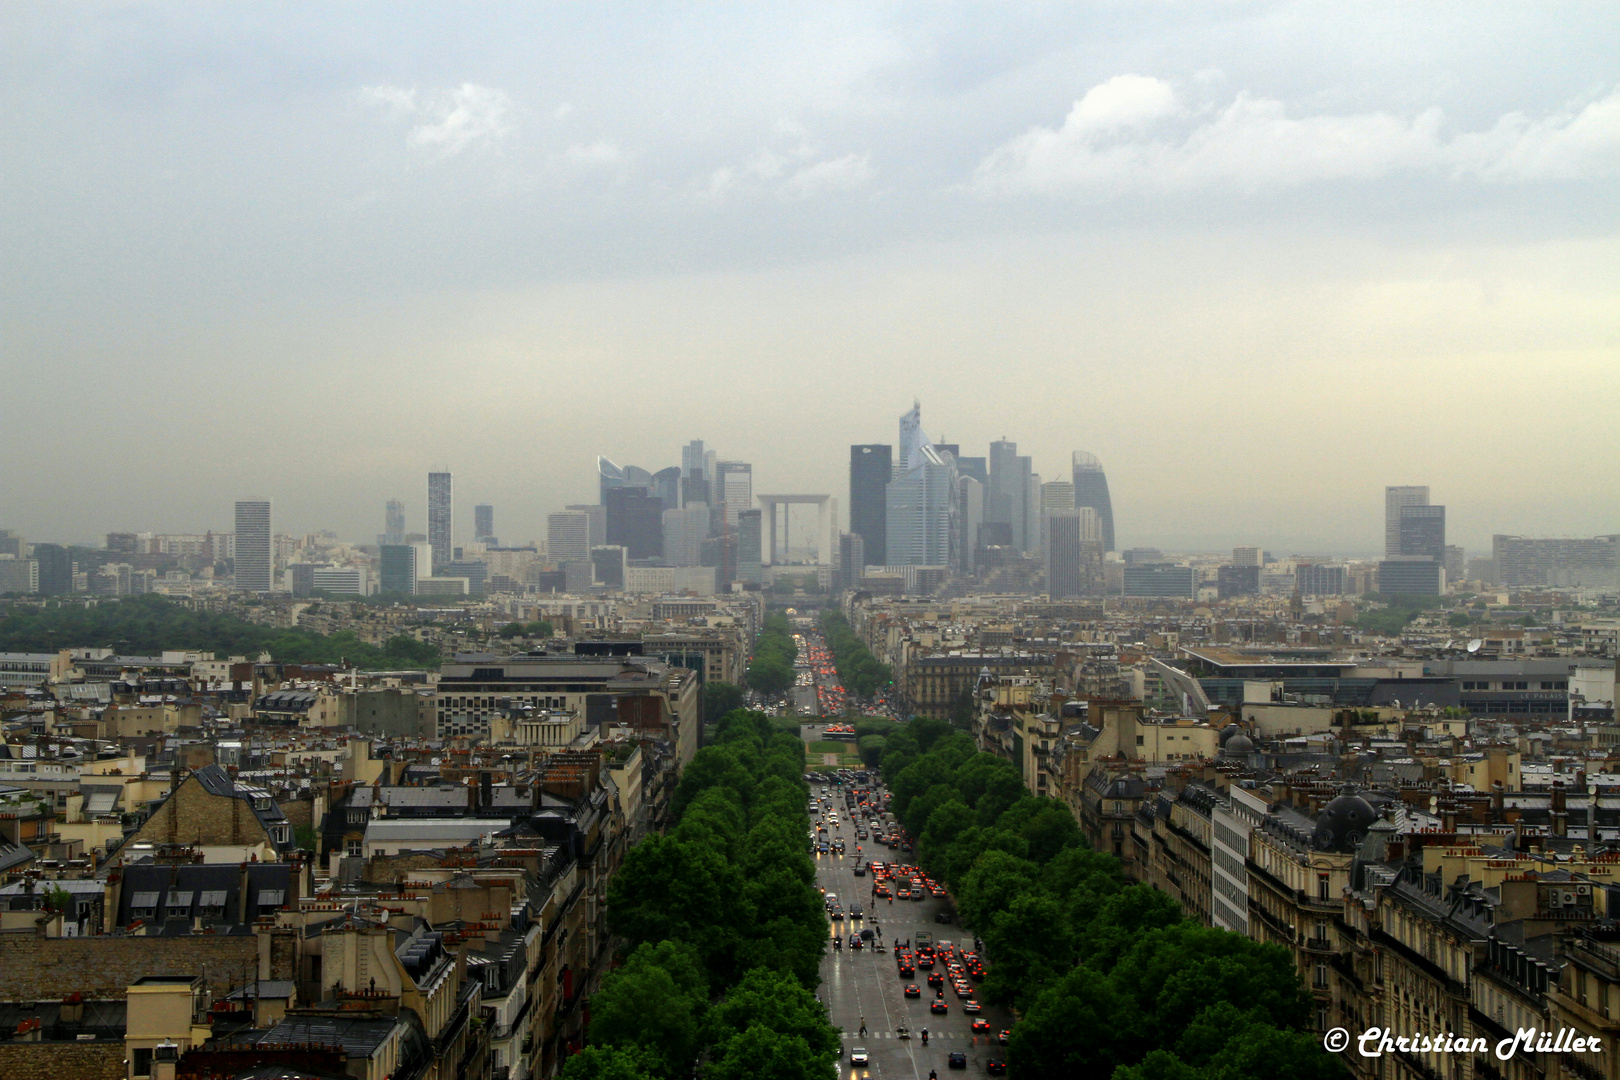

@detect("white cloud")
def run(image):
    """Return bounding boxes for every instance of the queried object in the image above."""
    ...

[703,134,867,200]
[563,140,624,168]
[363,82,512,158]
[781,153,873,198]
[975,78,1620,194]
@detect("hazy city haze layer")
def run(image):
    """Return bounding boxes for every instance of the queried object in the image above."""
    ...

[2,3,1616,553]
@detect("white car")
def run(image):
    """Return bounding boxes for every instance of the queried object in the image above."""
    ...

[850,1047,869,1065]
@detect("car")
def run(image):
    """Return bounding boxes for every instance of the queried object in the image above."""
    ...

[971,1018,991,1032]
[850,905,863,918]
[904,983,921,997]
[850,1047,868,1065]
[930,999,948,1014]
[987,1058,1007,1074]
[830,909,843,920]
[927,971,944,987]
[962,999,983,1014]
[898,964,915,977]
[896,888,911,900]
[853,865,866,876]
[948,1051,967,1069]
[999,1030,1011,1045]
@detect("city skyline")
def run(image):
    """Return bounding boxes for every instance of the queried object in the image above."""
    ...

[2,5,1615,553]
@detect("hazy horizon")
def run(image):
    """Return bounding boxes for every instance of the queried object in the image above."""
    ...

[4,3,1616,556]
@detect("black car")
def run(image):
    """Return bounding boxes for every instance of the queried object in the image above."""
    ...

[948,1051,968,1069]
[987,1058,1007,1074]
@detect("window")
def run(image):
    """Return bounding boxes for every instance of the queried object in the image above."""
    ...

[1136,735,1144,746]
[1317,874,1331,901]
[133,1047,153,1077]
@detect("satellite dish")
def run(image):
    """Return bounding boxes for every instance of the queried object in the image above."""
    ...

[1442,640,1454,651]
[1467,639,1483,654]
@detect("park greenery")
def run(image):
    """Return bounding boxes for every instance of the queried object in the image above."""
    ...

[497,619,555,639]
[0,594,439,669]
[1354,593,1448,637]
[581,709,837,1080]
[745,612,799,697]
[881,717,1345,1080]
[819,609,892,698]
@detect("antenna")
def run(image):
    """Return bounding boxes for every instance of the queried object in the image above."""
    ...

[1467,639,1483,654]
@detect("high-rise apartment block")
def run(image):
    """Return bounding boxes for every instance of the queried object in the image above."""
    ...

[1296,563,1346,596]
[427,471,453,571]
[233,499,272,593]
[547,512,591,565]
[849,444,892,566]
[1491,534,1620,589]
[1398,504,1446,562]
[1231,546,1261,567]
[1384,485,1429,558]
[474,504,495,546]
[837,532,865,592]
[737,509,763,586]
[32,543,72,596]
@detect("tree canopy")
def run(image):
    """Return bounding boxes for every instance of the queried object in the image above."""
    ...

[0,594,438,669]
[819,609,891,697]
[880,717,1345,1080]
[745,613,799,696]
[598,707,838,1080]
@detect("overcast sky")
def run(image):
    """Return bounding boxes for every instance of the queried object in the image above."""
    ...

[3,2,1617,556]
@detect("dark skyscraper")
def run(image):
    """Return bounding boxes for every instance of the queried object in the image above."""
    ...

[427,471,452,571]
[1398,504,1446,561]
[1072,451,1116,553]
[33,543,72,596]
[849,444,891,566]
[383,499,405,546]
[652,466,683,511]
[605,487,664,559]
[474,503,495,545]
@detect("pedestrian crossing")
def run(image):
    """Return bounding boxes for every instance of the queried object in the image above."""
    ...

[842,1030,988,1041]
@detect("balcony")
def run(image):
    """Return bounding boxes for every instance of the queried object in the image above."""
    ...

[1303,935,1336,954]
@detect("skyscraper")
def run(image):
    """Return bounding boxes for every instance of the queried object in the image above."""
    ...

[383,499,406,546]
[714,461,753,536]
[1044,507,1088,598]
[547,511,591,564]
[1398,504,1446,562]
[849,444,892,567]
[886,446,957,566]
[474,504,495,545]
[956,475,983,576]
[898,401,926,472]
[662,504,708,567]
[1072,452,1116,553]
[379,544,421,594]
[987,440,1034,552]
[33,543,72,596]
[652,467,683,511]
[606,487,664,559]
[598,457,653,505]
[837,532,865,592]
[427,471,453,571]
[234,499,272,593]
[737,509,764,586]
[681,440,710,506]
[1384,486,1430,558]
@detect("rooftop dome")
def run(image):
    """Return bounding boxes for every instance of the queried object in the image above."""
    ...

[1312,793,1378,853]
[1223,733,1255,756]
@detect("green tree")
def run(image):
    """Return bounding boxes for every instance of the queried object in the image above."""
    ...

[588,943,707,1078]
[559,1045,663,1080]
[704,681,745,723]
[703,967,840,1069]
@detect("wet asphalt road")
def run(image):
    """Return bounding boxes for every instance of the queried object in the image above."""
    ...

[811,803,1012,1080]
